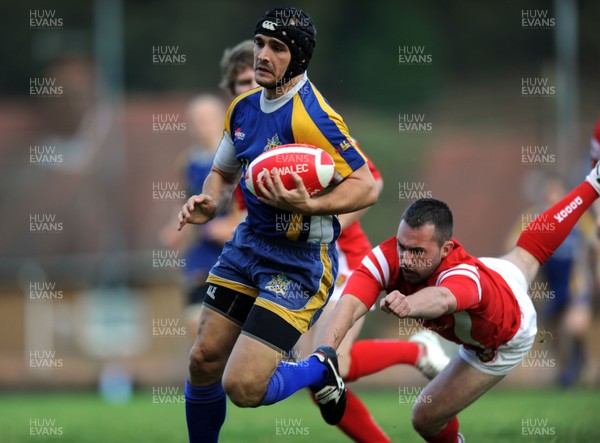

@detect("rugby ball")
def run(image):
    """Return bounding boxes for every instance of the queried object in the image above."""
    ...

[245,144,335,198]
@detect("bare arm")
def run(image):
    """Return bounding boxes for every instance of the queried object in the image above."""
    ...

[380,287,457,320]
[178,167,241,230]
[318,294,369,350]
[258,162,378,215]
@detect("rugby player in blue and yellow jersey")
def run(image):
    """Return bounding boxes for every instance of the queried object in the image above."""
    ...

[177,7,378,442]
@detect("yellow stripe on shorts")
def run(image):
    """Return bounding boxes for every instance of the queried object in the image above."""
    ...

[254,244,334,333]
[206,274,259,298]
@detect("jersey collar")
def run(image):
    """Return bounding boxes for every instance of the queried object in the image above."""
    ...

[259,72,308,114]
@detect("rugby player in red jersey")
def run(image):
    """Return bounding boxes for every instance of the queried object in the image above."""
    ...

[295,158,450,443]
[314,164,600,442]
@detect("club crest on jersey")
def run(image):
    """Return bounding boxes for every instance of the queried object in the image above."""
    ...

[264,134,282,151]
[234,127,246,141]
[265,273,290,297]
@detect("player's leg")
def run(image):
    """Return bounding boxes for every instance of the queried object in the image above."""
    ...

[222,241,347,422]
[183,279,209,344]
[502,164,600,284]
[185,224,259,443]
[221,301,336,407]
[413,321,535,441]
[312,294,449,441]
[310,300,394,442]
[344,331,448,383]
[338,329,449,442]
[221,240,338,407]
[185,284,255,443]
[411,354,502,442]
[412,257,538,442]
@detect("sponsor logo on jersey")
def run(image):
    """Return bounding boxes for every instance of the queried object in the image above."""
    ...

[265,273,290,297]
[553,195,583,223]
[234,127,246,141]
[338,140,352,151]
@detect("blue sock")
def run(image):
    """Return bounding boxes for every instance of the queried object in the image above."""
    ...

[184,380,226,443]
[259,356,328,406]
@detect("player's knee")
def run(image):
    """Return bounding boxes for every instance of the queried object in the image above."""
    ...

[222,375,264,407]
[188,342,225,380]
[411,402,439,436]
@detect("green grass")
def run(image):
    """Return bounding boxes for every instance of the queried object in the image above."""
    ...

[1,388,598,442]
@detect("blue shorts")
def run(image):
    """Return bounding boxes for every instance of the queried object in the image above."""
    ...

[205,222,338,351]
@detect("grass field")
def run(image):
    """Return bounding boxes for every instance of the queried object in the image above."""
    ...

[1,388,598,442]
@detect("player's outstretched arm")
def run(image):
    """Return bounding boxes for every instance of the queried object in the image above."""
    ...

[318,294,369,350]
[178,167,241,230]
[380,287,457,320]
[259,163,378,215]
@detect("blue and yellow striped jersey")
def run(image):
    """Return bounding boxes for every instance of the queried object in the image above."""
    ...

[215,75,367,243]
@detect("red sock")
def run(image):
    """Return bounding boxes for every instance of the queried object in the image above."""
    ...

[422,416,459,443]
[517,181,598,265]
[338,389,391,443]
[345,340,421,383]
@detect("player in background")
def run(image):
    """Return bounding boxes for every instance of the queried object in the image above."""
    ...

[295,157,450,443]
[504,173,595,387]
[312,161,600,441]
[159,94,227,332]
[218,40,257,224]
[219,40,258,100]
[179,8,377,442]
[161,42,259,336]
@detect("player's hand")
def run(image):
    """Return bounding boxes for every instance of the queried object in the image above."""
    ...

[257,169,314,213]
[178,194,217,230]
[380,290,411,317]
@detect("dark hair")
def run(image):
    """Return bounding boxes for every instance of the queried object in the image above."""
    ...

[401,198,453,245]
[219,40,255,96]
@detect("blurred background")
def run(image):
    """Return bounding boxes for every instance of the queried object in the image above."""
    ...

[1,0,600,440]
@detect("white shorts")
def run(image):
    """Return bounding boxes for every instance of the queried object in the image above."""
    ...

[458,257,538,376]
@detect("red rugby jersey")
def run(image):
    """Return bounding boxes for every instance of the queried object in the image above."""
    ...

[343,236,522,360]
[335,160,382,269]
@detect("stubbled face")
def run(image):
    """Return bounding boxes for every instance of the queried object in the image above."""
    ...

[233,65,258,96]
[253,34,291,89]
[396,220,451,285]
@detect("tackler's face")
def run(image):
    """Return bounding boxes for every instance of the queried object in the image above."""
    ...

[396,221,446,286]
[253,34,292,88]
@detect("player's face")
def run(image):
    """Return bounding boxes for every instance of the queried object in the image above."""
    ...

[233,66,259,96]
[396,220,445,285]
[253,34,292,88]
